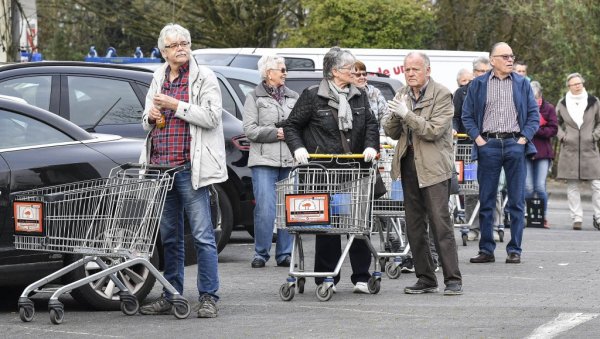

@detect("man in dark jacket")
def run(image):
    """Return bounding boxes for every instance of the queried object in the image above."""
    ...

[284,47,379,294]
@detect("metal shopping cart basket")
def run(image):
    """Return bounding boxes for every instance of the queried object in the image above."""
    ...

[451,135,505,245]
[275,154,382,302]
[371,145,410,279]
[11,163,191,324]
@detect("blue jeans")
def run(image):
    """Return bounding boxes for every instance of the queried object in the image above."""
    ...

[525,158,551,217]
[160,169,219,301]
[477,138,526,256]
[251,166,293,264]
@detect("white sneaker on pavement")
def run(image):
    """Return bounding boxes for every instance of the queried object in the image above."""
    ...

[353,282,370,294]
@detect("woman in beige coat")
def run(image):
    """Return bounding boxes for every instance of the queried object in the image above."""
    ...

[555,73,600,230]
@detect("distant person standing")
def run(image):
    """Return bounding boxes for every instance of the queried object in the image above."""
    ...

[525,81,558,229]
[352,60,389,138]
[555,73,600,230]
[453,57,491,137]
[456,68,473,87]
[514,62,530,80]
[462,42,539,264]
[243,55,298,268]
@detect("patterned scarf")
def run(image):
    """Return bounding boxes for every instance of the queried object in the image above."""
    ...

[262,82,285,105]
[566,89,587,129]
[327,80,352,131]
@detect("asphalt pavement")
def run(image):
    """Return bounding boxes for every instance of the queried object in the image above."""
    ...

[1,193,600,339]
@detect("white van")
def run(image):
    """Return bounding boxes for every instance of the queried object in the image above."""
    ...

[192,47,489,93]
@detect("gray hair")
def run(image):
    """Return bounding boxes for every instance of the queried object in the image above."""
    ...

[456,68,471,82]
[566,73,585,87]
[257,55,286,80]
[472,56,490,70]
[530,81,543,98]
[323,47,356,80]
[158,23,191,50]
[405,51,431,68]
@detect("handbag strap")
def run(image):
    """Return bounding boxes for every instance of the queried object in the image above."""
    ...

[329,108,352,153]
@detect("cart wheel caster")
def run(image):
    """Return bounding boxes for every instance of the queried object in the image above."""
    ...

[385,261,401,279]
[315,284,333,302]
[462,233,468,246]
[18,298,35,322]
[498,229,504,242]
[120,298,139,316]
[368,277,381,294]
[279,283,295,301]
[297,278,305,294]
[49,307,64,325]
[172,300,191,319]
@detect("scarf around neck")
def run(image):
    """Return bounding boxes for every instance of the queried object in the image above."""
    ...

[327,80,352,131]
[262,82,285,105]
[566,89,587,129]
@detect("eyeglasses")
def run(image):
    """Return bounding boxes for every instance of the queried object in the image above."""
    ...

[473,68,488,73]
[338,65,353,72]
[352,71,368,77]
[164,41,190,49]
[492,54,516,61]
[270,67,287,73]
[568,82,583,87]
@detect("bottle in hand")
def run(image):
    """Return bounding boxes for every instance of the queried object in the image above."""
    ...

[156,110,166,129]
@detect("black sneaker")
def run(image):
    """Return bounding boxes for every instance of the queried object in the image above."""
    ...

[404,281,438,294]
[401,257,415,273]
[251,258,265,268]
[594,217,600,230]
[139,294,172,315]
[444,283,463,295]
[197,294,218,318]
[277,256,291,267]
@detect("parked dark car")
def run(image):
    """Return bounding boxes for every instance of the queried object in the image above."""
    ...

[0,61,254,254]
[0,96,158,309]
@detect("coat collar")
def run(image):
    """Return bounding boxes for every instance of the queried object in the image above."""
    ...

[255,82,296,98]
[317,78,362,101]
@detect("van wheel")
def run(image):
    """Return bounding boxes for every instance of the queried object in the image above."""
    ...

[212,184,233,253]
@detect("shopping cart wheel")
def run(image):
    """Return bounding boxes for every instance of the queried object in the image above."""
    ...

[18,297,35,322]
[279,283,295,301]
[462,233,468,246]
[385,261,401,279]
[315,284,333,302]
[498,229,505,243]
[49,307,64,325]
[297,278,305,294]
[368,277,381,294]
[172,300,191,319]
[120,298,139,316]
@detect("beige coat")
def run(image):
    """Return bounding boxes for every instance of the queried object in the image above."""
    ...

[383,78,454,188]
[555,95,600,180]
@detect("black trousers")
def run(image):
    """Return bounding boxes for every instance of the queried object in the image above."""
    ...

[401,148,462,287]
[314,234,372,285]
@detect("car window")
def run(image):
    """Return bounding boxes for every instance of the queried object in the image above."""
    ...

[285,58,315,71]
[369,81,396,101]
[230,55,261,69]
[284,79,321,95]
[0,109,72,149]
[217,78,238,118]
[194,54,236,66]
[0,76,51,110]
[67,76,144,127]
[227,78,257,104]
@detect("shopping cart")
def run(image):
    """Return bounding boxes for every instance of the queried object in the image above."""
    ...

[371,145,410,279]
[451,135,505,245]
[11,163,191,324]
[275,154,382,302]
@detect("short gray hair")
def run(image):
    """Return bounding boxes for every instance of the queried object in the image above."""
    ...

[257,55,286,80]
[566,73,585,87]
[323,47,356,80]
[472,56,490,70]
[456,68,471,82]
[405,51,430,68]
[530,81,543,98]
[158,23,191,51]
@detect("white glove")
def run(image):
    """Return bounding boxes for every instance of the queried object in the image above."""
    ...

[363,147,378,162]
[387,99,409,119]
[386,136,398,147]
[294,147,309,164]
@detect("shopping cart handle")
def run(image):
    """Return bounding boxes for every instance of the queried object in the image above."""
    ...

[120,162,184,171]
[308,153,380,160]
[454,133,469,139]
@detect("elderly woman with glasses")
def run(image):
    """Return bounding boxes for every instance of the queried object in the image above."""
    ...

[352,60,389,140]
[284,47,379,294]
[555,73,600,230]
[243,55,298,268]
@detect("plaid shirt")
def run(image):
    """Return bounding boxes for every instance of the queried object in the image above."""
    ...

[482,73,520,133]
[150,62,191,165]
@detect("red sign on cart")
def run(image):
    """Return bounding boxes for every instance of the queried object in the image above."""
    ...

[13,201,44,235]
[285,194,330,226]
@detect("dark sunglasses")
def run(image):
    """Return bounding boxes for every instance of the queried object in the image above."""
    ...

[270,67,287,73]
[353,71,368,77]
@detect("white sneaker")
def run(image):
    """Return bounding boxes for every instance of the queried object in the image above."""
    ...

[353,282,370,294]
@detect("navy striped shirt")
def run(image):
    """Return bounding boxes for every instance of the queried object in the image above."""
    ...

[482,73,520,133]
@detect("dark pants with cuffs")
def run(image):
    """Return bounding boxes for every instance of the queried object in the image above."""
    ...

[401,147,462,287]
[314,234,372,285]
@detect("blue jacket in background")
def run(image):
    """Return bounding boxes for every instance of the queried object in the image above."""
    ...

[461,71,539,161]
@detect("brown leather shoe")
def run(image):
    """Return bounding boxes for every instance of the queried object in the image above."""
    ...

[506,252,521,264]
[573,221,582,230]
[469,252,495,263]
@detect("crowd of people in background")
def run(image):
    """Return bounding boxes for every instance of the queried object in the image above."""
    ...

[140,22,600,317]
